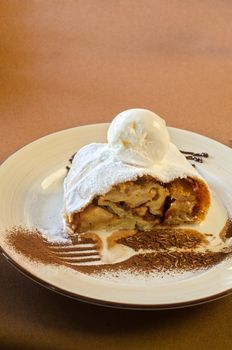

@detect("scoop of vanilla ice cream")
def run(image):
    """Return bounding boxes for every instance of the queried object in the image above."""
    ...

[107,108,170,167]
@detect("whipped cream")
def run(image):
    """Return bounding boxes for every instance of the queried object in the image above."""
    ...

[107,109,170,167]
[64,137,204,215]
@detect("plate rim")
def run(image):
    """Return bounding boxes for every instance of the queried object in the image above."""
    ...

[1,123,232,310]
[1,245,231,310]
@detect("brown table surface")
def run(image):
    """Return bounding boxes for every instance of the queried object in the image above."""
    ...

[1,1,232,349]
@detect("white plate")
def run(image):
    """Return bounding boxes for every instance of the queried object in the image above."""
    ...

[0,124,232,309]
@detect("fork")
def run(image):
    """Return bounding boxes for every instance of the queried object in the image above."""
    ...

[44,238,102,266]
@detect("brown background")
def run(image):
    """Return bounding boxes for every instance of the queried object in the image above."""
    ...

[0,1,232,349]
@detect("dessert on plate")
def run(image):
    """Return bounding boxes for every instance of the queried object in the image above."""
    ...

[63,109,210,236]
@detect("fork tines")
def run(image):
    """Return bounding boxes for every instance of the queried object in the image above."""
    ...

[44,239,101,265]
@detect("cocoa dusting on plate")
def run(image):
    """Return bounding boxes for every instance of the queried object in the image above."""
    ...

[5,227,100,267]
[220,219,232,241]
[117,228,207,251]
[75,251,228,275]
[4,225,232,276]
[6,227,61,265]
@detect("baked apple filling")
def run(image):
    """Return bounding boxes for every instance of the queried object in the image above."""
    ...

[65,176,210,233]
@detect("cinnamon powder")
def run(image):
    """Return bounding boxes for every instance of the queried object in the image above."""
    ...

[220,219,232,240]
[6,227,60,265]
[5,226,232,276]
[117,228,207,251]
[74,251,228,275]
